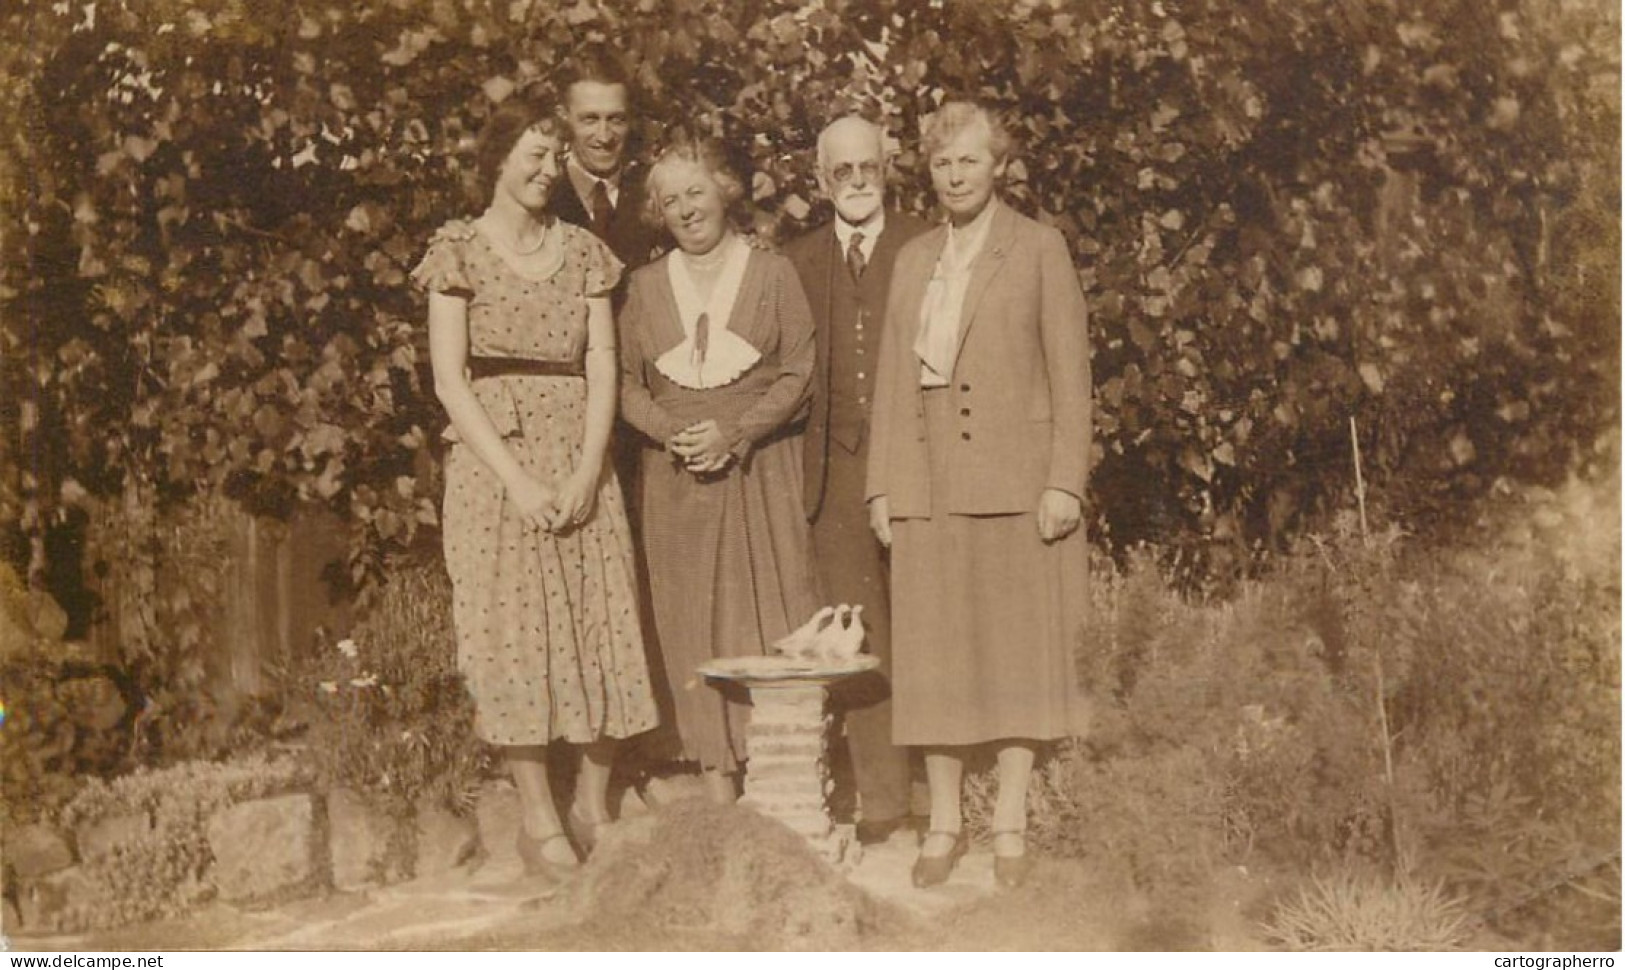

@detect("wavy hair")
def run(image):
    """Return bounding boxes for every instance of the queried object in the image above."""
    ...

[473,98,565,204]
[921,100,1014,163]
[641,133,748,230]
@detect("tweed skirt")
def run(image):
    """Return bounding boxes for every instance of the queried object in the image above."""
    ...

[888,388,1090,746]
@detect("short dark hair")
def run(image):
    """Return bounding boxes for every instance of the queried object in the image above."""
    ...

[473,98,565,203]
[641,133,748,232]
[556,48,633,103]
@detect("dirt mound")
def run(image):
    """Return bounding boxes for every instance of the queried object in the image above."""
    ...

[574,800,898,949]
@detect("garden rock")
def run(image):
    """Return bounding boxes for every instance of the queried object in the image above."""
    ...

[326,789,390,891]
[8,824,73,878]
[575,800,892,950]
[207,795,316,902]
[17,866,93,932]
[640,773,707,808]
[76,811,150,860]
[414,800,477,877]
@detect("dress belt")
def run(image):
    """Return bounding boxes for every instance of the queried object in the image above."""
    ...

[467,356,584,379]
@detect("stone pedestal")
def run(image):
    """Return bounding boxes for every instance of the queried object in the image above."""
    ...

[698,655,879,866]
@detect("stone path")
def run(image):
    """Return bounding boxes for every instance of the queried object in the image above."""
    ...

[8,820,998,951]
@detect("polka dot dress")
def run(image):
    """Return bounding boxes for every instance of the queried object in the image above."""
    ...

[412,219,658,746]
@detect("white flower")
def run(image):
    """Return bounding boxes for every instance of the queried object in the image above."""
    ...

[318,681,338,694]
[336,638,359,659]
[349,672,379,688]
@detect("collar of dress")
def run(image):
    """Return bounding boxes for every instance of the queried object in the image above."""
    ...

[654,236,761,389]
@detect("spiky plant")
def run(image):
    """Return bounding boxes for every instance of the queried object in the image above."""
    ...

[1262,873,1474,951]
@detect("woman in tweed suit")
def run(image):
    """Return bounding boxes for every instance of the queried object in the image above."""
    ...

[618,135,821,803]
[867,102,1092,888]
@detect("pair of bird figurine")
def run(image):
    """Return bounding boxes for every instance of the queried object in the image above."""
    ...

[771,604,866,664]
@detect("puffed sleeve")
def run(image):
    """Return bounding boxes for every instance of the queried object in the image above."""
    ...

[410,221,476,297]
[577,229,626,298]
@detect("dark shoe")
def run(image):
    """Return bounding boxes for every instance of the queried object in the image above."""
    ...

[516,830,579,881]
[992,830,1033,889]
[911,830,968,888]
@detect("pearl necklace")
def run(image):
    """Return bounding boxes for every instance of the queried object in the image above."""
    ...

[483,212,550,256]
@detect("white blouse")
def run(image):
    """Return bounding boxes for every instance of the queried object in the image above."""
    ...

[655,235,762,389]
[914,200,998,387]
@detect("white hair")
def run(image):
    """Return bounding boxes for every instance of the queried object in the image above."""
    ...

[815,115,886,170]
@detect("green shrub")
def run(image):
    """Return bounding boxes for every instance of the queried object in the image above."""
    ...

[291,554,488,829]
[50,752,307,931]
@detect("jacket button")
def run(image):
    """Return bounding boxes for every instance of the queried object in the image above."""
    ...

[959,383,971,392]
[961,431,971,441]
[960,407,970,417]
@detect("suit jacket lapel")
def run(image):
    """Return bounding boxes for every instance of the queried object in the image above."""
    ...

[952,203,1017,364]
[812,226,839,409]
[549,179,590,227]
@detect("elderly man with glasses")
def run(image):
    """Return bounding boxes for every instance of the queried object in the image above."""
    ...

[784,115,929,846]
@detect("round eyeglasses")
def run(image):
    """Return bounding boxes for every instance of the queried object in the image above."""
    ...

[827,160,882,185]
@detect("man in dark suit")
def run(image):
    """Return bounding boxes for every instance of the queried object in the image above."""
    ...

[547,56,665,270]
[784,116,929,845]
[547,55,665,528]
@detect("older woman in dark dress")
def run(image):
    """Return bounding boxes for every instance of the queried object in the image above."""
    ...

[618,135,822,803]
[867,102,1093,888]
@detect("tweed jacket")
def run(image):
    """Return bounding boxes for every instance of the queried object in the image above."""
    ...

[865,202,1092,518]
[784,209,930,520]
[546,164,667,271]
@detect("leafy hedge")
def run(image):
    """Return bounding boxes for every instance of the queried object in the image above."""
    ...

[3,0,1617,602]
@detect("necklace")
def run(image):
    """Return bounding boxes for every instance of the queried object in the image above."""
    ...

[482,212,550,256]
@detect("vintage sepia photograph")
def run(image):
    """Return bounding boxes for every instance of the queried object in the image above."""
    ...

[1,0,1618,954]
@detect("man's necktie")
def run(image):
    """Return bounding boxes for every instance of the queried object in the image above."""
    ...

[846,231,867,281]
[590,180,613,239]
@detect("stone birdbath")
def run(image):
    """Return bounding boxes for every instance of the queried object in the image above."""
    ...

[696,653,880,866]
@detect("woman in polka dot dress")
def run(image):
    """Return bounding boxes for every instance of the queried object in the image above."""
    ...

[412,99,658,882]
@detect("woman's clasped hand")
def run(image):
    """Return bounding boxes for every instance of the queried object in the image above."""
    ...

[669,419,735,475]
